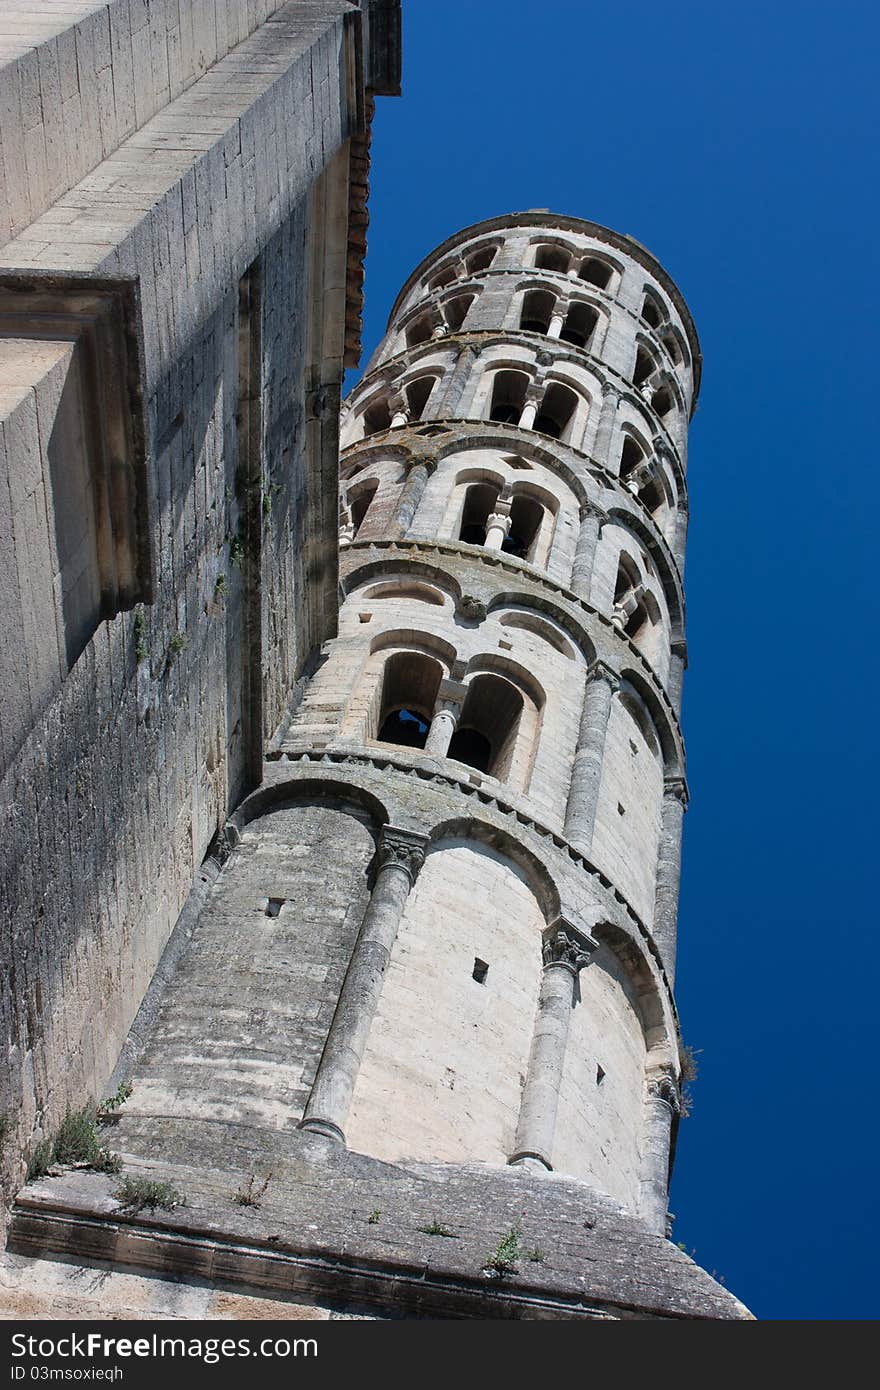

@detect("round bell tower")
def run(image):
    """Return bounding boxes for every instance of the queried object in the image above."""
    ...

[287,212,698,1227]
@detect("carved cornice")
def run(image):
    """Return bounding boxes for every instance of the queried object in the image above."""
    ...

[542,918,598,975]
[585,660,621,694]
[377,825,429,884]
[647,1067,682,1115]
[663,776,689,807]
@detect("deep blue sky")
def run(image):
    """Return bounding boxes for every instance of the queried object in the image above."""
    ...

[353,2,879,1319]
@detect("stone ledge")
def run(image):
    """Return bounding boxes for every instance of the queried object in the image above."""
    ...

[8,1138,751,1321]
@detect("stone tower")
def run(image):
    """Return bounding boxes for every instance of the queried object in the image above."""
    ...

[300,211,694,1203]
[5,209,750,1320]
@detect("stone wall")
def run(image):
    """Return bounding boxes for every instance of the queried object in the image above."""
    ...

[0,0,396,1224]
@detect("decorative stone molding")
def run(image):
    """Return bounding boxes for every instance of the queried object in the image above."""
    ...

[584,659,621,693]
[647,1067,682,1116]
[457,594,487,622]
[541,919,598,975]
[377,825,428,885]
[663,776,689,807]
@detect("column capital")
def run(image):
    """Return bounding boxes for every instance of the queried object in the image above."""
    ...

[585,659,620,693]
[663,776,689,807]
[579,498,608,524]
[541,918,598,975]
[647,1066,682,1116]
[377,826,429,884]
[601,378,622,402]
[436,677,468,708]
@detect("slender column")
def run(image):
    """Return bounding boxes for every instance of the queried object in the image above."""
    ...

[425,679,467,756]
[509,920,597,1169]
[441,344,477,415]
[668,639,687,714]
[672,504,688,572]
[570,503,605,601]
[652,777,688,981]
[547,299,567,339]
[591,382,620,468]
[518,386,542,430]
[300,826,429,1142]
[391,461,430,537]
[484,506,512,551]
[390,407,410,428]
[639,1065,681,1234]
[612,582,644,630]
[563,662,619,851]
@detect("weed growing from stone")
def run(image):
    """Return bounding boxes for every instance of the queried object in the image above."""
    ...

[115,1177,185,1212]
[368,1208,381,1224]
[233,1173,272,1208]
[26,1110,121,1178]
[418,1219,458,1238]
[485,1223,522,1275]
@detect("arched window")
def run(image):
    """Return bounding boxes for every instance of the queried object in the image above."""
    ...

[459,481,501,545]
[578,257,612,290]
[448,674,524,781]
[652,384,675,420]
[376,651,443,750]
[641,290,665,330]
[405,375,437,421]
[520,289,556,334]
[349,480,379,536]
[503,494,544,560]
[444,293,474,331]
[633,347,655,388]
[465,245,497,274]
[405,315,433,348]
[613,555,651,643]
[620,435,646,484]
[363,397,391,435]
[489,370,529,424]
[659,328,682,365]
[560,302,598,348]
[534,244,570,273]
[534,382,577,439]
[428,264,457,292]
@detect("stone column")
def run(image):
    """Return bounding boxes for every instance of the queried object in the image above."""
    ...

[668,639,687,714]
[652,777,688,981]
[547,302,567,339]
[563,662,619,852]
[518,388,541,430]
[441,344,477,416]
[484,506,512,551]
[425,679,468,756]
[509,920,597,1170]
[672,504,688,572]
[390,406,410,428]
[639,1065,681,1234]
[391,461,430,538]
[300,826,429,1142]
[570,503,605,601]
[591,382,620,469]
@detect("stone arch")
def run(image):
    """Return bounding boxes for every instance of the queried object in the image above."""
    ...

[497,609,576,660]
[231,777,391,841]
[486,590,597,664]
[427,816,562,919]
[618,667,681,774]
[342,558,463,606]
[605,507,684,633]
[360,579,446,607]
